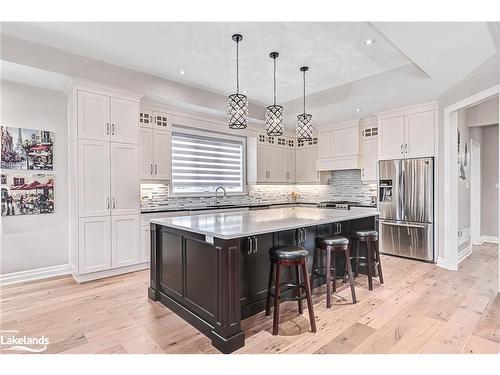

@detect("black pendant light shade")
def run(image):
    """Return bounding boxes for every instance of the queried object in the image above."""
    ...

[228,34,248,129]
[296,66,313,141]
[265,52,284,136]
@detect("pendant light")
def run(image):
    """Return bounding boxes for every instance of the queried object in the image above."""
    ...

[228,34,248,129]
[265,52,284,136]
[296,66,313,141]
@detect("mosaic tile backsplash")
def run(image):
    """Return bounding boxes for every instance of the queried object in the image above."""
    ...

[141,169,377,210]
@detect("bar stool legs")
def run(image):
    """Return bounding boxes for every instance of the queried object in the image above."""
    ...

[266,246,317,336]
[325,246,332,308]
[351,231,383,291]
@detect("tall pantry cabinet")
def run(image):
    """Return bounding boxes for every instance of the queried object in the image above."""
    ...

[67,83,144,282]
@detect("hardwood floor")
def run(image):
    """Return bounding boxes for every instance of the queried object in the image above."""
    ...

[1,243,499,354]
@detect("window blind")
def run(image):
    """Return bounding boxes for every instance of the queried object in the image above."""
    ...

[171,132,244,194]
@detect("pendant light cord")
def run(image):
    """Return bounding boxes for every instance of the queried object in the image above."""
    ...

[236,39,240,94]
[303,69,306,115]
[273,56,277,105]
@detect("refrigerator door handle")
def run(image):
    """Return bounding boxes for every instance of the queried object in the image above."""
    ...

[380,221,427,228]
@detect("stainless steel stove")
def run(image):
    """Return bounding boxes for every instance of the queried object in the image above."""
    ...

[316,201,361,210]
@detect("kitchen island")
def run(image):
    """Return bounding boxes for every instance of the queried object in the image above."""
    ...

[148,207,379,353]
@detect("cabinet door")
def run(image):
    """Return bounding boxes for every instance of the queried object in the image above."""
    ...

[78,139,110,217]
[257,145,268,182]
[360,139,378,182]
[295,148,307,183]
[286,148,296,182]
[266,147,277,182]
[77,91,110,141]
[111,214,140,268]
[378,116,405,160]
[78,216,111,274]
[139,127,154,179]
[153,129,172,181]
[274,148,287,183]
[331,126,359,157]
[110,143,140,215]
[141,224,151,263]
[110,97,139,144]
[306,147,319,183]
[405,110,435,158]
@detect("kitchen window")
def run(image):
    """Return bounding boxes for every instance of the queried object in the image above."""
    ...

[171,129,246,195]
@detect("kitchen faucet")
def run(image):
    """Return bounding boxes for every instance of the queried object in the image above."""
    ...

[215,186,227,205]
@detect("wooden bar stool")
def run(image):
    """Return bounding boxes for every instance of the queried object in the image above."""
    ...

[265,245,317,336]
[350,230,383,291]
[311,235,357,309]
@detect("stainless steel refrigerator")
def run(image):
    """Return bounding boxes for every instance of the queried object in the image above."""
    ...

[378,158,434,262]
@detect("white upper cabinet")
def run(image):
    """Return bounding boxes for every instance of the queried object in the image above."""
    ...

[78,139,111,218]
[360,139,378,182]
[110,98,139,144]
[317,121,360,171]
[139,127,154,179]
[247,134,296,184]
[77,91,110,141]
[405,110,435,158]
[153,129,172,181]
[295,138,320,184]
[110,143,140,216]
[139,110,172,182]
[378,116,405,160]
[77,91,139,144]
[377,103,437,160]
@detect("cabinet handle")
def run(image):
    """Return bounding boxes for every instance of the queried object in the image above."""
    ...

[253,236,258,254]
[155,164,158,175]
[111,123,115,135]
[106,197,110,209]
[247,237,253,255]
[106,123,110,135]
[150,164,153,175]
[401,144,404,155]
[302,228,306,242]
[405,144,408,154]
[112,198,116,209]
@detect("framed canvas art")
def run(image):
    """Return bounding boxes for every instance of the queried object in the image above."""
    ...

[1,126,54,170]
[1,174,55,216]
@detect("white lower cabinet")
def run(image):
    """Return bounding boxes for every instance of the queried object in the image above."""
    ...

[112,215,140,268]
[140,224,151,263]
[78,216,112,274]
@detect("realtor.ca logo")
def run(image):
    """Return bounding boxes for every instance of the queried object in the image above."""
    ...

[0,330,49,353]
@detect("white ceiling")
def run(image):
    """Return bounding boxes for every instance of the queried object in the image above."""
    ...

[0,22,498,128]
[1,60,71,92]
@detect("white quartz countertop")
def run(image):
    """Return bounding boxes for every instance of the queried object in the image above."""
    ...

[150,207,379,240]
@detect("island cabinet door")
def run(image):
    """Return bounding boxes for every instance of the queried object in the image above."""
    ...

[240,233,274,309]
[158,228,184,298]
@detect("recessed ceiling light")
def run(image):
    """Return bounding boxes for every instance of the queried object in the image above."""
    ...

[243,90,247,94]
[179,70,185,75]
[356,108,362,113]
[364,38,375,46]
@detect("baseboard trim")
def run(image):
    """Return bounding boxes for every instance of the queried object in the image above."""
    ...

[73,262,149,283]
[458,245,473,264]
[480,235,499,244]
[0,264,71,286]
[436,257,452,270]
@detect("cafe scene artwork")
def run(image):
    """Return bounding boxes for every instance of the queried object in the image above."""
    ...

[1,174,55,216]
[1,125,54,170]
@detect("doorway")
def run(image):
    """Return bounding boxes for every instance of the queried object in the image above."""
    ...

[470,139,481,246]
[442,85,500,293]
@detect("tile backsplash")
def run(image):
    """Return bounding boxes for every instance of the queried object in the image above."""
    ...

[141,169,377,210]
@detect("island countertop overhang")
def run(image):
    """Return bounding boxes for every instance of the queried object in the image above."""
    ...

[150,207,380,240]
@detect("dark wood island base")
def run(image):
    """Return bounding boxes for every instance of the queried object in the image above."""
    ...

[148,214,377,353]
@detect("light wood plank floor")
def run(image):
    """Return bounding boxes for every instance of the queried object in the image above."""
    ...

[1,243,499,354]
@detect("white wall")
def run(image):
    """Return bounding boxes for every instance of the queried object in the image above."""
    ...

[1,80,68,274]
[437,51,500,260]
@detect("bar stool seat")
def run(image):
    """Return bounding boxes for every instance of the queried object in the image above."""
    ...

[354,230,378,238]
[316,235,349,247]
[311,235,357,308]
[269,245,308,260]
[351,229,383,291]
[266,245,316,336]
